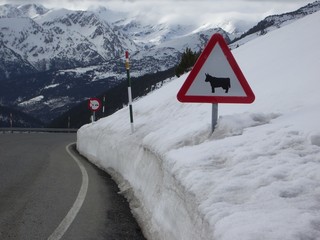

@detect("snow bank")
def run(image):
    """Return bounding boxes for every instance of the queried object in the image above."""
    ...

[77,11,320,240]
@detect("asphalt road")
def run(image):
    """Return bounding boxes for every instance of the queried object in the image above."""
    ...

[0,133,146,240]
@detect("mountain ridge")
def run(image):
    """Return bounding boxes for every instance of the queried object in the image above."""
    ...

[0,3,233,78]
[230,0,320,47]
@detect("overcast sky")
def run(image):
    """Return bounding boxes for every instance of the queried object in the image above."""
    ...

[0,0,314,31]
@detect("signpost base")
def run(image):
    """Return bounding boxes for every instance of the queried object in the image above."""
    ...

[211,103,218,133]
[91,112,96,123]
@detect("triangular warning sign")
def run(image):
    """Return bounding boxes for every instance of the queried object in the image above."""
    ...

[177,33,255,104]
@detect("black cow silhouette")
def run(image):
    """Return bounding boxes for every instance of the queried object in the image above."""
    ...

[205,73,231,93]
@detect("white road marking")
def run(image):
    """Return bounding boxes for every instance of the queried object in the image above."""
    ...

[47,143,89,240]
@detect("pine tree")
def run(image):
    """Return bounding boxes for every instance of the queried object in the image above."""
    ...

[175,48,199,77]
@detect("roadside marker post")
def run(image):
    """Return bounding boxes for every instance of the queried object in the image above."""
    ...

[102,95,106,117]
[10,113,13,128]
[177,33,255,133]
[125,51,134,133]
[10,113,13,133]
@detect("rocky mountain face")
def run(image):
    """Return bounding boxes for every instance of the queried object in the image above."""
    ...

[0,1,319,124]
[0,4,138,75]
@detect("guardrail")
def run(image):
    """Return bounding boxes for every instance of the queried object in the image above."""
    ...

[0,128,78,133]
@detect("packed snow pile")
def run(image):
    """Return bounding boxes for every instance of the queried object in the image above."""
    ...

[77,11,320,240]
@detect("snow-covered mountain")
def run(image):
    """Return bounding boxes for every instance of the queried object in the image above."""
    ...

[0,3,228,79]
[0,3,232,122]
[0,4,139,75]
[0,1,319,123]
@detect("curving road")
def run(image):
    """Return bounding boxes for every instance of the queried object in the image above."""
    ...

[0,133,145,240]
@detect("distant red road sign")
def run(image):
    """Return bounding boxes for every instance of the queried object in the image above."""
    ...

[177,33,255,104]
[88,98,102,112]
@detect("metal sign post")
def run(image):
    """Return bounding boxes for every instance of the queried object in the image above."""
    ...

[211,104,218,133]
[92,111,96,122]
[125,51,134,133]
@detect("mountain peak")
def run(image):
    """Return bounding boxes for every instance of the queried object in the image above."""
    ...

[0,3,49,18]
[0,4,22,18]
[18,4,49,18]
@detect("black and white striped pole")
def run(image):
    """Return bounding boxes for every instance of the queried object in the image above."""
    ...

[9,113,13,133]
[125,51,134,133]
[102,95,106,116]
[10,113,13,128]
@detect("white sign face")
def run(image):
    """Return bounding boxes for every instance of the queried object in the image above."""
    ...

[90,100,100,110]
[186,43,247,97]
[89,98,101,111]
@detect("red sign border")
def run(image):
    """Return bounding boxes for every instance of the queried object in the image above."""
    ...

[88,97,102,112]
[177,33,255,104]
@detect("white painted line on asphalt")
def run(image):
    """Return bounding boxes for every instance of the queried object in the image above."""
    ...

[47,143,89,240]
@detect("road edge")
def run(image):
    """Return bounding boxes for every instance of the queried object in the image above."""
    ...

[47,143,89,240]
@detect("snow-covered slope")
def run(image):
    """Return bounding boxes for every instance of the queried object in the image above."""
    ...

[0,40,36,78]
[77,10,320,240]
[230,0,320,48]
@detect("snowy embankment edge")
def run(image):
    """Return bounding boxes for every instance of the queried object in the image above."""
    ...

[76,124,211,240]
